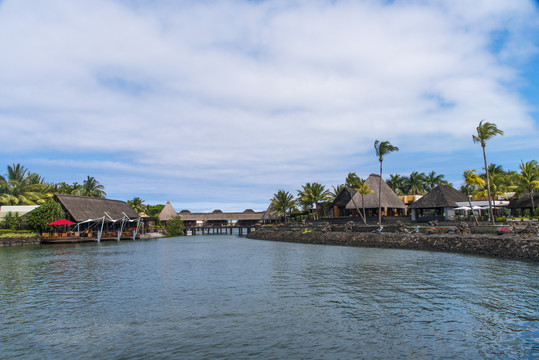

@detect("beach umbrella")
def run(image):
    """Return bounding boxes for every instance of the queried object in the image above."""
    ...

[48,219,76,225]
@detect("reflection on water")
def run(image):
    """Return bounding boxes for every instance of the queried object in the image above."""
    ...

[0,236,537,359]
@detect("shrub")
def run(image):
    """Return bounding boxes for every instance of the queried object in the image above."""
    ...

[25,199,66,232]
[165,216,185,236]
[0,212,22,230]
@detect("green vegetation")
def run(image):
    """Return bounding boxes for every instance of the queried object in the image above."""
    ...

[374,140,399,225]
[297,182,330,220]
[25,199,66,232]
[165,216,185,236]
[473,120,504,225]
[270,190,296,222]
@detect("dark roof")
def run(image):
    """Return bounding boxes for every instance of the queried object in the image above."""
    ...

[409,185,468,209]
[54,194,139,223]
[507,192,539,208]
[345,174,405,210]
[178,211,266,221]
[330,187,357,207]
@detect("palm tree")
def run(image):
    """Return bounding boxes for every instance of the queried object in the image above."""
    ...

[0,164,52,205]
[386,174,406,195]
[80,176,107,198]
[329,184,346,201]
[374,140,399,225]
[297,182,330,220]
[425,171,445,192]
[345,172,366,223]
[463,169,485,225]
[515,160,539,216]
[356,182,374,225]
[404,171,427,195]
[271,189,296,223]
[473,120,503,225]
[128,197,149,214]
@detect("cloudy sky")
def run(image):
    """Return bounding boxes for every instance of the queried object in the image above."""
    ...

[1,0,538,212]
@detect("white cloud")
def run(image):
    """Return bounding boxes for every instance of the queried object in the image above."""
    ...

[0,0,538,209]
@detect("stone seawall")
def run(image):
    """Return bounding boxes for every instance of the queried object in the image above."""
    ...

[0,236,41,247]
[247,229,539,261]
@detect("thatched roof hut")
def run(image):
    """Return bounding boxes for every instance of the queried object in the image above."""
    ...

[345,174,405,211]
[408,185,468,221]
[158,201,178,221]
[54,194,139,223]
[507,192,539,214]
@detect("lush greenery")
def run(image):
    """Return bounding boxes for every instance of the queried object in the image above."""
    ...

[25,199,66,232]
[165,216,185,236]
[0,163,108,205]
[269,121,538,222]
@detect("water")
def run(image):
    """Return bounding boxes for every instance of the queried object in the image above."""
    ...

[0,235,537,359]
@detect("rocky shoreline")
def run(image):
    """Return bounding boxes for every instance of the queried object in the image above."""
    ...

[247,224,539,261]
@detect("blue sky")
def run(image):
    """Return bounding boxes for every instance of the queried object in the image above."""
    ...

[1,0,538,212]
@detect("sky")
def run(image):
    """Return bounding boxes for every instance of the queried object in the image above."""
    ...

[1,0,538,212]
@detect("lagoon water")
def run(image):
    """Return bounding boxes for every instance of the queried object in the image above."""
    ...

[0,235,537,359]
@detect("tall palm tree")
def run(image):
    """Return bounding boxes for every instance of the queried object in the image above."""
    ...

[297,182,330,220]
[128,197,149,214]
[0,164,52,205]
[80,176,107,198]
[374,140,399,225]
[6,163,28,183]
[463,169,485,225]
[271,190,296,223]
[473,120,503,225]
[515,160,539,215]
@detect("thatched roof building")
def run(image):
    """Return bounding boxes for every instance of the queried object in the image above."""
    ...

[329,187,357,217]
[408,185,468,221]
[178,209,266,225]
[507,192,539,215]
[345,174,405,215]
[158,201,178,222]
[54,194,139,223]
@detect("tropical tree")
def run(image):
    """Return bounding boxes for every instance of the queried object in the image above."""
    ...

[463,169,485,225]
[386,174,406,195]
[374,140,399,225]
[424,171,446,191]
[356,182,374,225]
[514,160,539,215]
[128,197,149,214]
[80,176,107,198]
[345,172,366,223]
[297,182,331,220]
[26,199,66,232]
[329,184,346,201]
[473,120,503,225]
[0,164,52,205]
[404,171,427,195]
[270,190,296,223]
[165,216,185,236]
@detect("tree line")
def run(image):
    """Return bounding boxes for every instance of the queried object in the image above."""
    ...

[271,121,539,223]
[0,163,107,206]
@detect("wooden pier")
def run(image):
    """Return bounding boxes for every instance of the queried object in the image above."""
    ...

[183,225,255,236]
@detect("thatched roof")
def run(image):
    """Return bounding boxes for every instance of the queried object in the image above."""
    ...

[158,201,178,221]
[507,192,539,209]
[345,174,405,210]
[330,187,357,207]
[409,185,468,209]
[54,194,139,223]
[261,201,279,221]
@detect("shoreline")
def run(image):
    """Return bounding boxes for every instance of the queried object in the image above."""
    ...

[247,228,539,262]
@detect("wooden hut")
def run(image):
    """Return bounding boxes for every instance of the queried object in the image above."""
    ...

[507,192,539,217]
[329,187,357,217]
[408,185,468,221]
[345,174,406,218]
[54,194,139,222]
[158,201,178,222]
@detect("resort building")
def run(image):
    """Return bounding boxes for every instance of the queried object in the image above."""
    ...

[0,205,39,219]
[408,185,469,221]
[330,174,406,219]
